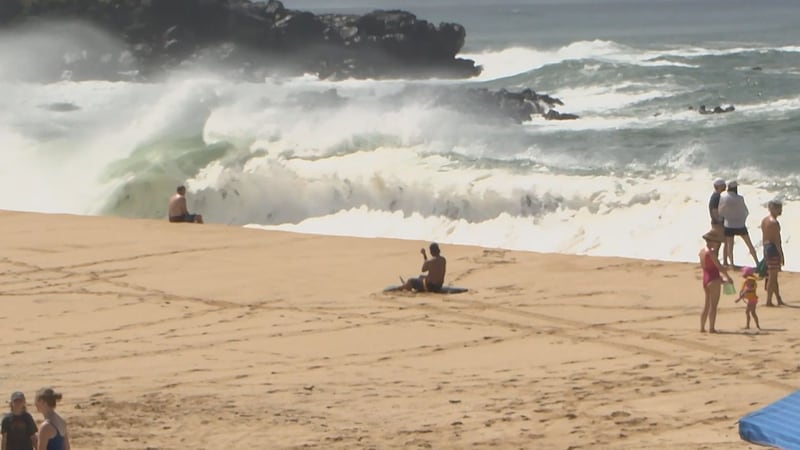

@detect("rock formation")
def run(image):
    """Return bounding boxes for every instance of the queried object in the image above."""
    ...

[0,0,481,81]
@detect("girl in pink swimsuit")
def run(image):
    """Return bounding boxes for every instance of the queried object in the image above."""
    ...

[699,230,732,333]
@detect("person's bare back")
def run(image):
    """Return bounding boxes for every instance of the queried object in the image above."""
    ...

[422,254,446,286]
[168,193,188,218]
[399,243,447,292]
[167,185,203,223]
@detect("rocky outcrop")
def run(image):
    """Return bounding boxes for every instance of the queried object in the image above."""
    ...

[698,104,735,115]
[0,0,481,81]
[314,86,579,123]
[427,87,578,123]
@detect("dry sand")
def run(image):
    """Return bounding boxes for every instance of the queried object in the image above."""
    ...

[1,210,797,449]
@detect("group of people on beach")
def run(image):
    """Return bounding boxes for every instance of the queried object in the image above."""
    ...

[164,181,787,330]
[701,178,785,333]
[1,388,69,450]
[166,184,449,293]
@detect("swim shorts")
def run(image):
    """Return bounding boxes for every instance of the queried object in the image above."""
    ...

[764,242,781,271]
[724,227,748,237]
[169,214,197,223]
[409,277,442,293]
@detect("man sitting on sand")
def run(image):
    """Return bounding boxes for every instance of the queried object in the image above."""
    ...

[168,185,204,223]
[399,243,446,293]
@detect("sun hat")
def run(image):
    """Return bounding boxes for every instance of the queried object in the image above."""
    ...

[713,178,726,187]
[10,391,24,402]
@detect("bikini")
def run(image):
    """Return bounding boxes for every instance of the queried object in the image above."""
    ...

[702,250,721,287]
[45,423,65,450]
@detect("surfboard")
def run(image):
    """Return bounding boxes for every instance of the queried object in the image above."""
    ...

[383,285,468,294]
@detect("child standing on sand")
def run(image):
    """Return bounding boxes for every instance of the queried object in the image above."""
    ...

[1,392,38,450]
[736,267,761,330]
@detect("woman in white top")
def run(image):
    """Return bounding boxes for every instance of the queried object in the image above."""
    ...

[717,181,759,268]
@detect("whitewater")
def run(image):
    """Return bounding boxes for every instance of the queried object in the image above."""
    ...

[2,2,800,270]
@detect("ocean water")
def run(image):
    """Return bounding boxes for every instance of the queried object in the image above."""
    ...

[2,0,800,268]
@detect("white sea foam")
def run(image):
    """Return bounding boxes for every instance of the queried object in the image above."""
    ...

[544,82,683,113]
[462,40,705,82]
[1,61,797,273]
[246,183,800,271]
[461,40,800,83]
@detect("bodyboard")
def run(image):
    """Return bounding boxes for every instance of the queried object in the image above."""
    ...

[383,285,468,294]
[739,390,800,449]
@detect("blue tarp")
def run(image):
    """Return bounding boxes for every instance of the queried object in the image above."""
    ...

[740,390,800,449]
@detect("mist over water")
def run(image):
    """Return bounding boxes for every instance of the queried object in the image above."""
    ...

[0,21,136,82]
[3,1,800,268]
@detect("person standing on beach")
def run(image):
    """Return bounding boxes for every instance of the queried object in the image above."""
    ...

[718,181,759,268]
[399,243,446,292]
[735,267,761,330]
[1,392,37,450]
[708,178,726,257]
[761,200,785,306]
[168,185,204,223]
[700,228,733,333]
[709,178,726,228]
[35,388,69,450]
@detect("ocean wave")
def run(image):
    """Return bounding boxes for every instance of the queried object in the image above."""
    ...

[1,69,798,272]
[462,40,635,82]
[460,40,800,84]
[244,184,800,271]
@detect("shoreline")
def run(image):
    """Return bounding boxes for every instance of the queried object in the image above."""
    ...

[1,210,795,449]
[247,220,795,274]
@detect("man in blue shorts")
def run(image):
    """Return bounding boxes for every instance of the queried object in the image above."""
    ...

[761,200,785,306]
[168,185,204,223]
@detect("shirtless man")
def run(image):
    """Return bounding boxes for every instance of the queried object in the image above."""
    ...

[761,200,784,306]
[168,186,204,223]
[400,243,446,292]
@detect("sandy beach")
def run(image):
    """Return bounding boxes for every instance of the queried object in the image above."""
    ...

[1,209,796,449]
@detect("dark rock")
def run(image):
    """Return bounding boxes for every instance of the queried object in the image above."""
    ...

[543,110,579,120]
[0,0,24,24]
[699,104,735,115]
[391,86,577,124]
[0,0,481,81]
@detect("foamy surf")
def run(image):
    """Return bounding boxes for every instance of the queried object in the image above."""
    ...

[2,21,799,272]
